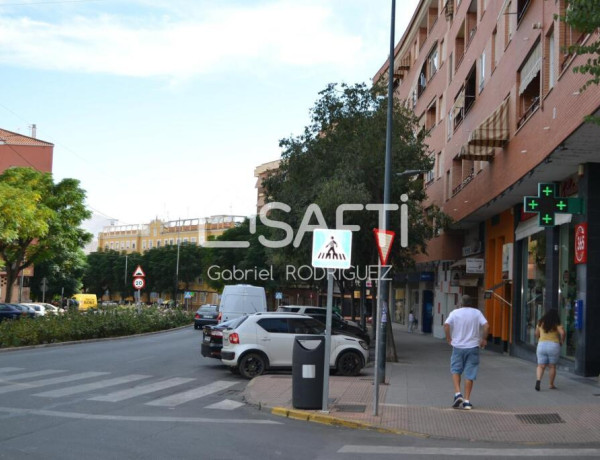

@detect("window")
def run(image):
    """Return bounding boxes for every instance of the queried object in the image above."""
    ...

[479,51,486,91]
[505,1,514,45]
[142,241,146,250]
[156,240,161,248]
[455,23,465,71]
[126,241,130,249]
[492,27,500,69]
[559,1,586,72]
[437,151,442,178]
[464,65,477,115]
[428,43,439,78]
[518,41,541,128]
[289,318,324,334]
[426,100,437,130]
[517,0,531,24]
[257,318,290,333]
[148,240,153,249]
[448,52,454,82]
[445,170,451,201]
[169,238,174,245]
[132,242,136,250]
[191,237,197,243]
[418,63,427,97]
[547,29,555,91]
[120,242,125,249]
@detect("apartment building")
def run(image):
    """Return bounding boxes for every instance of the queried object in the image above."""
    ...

[374,0,600,376]
[97,216,245,254]
[254,159,280,214]
[0,127,54,302]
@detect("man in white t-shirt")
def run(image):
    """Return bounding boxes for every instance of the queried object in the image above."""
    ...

[443,295,489,410]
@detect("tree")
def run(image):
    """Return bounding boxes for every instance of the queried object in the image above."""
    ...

[560,0,600,123]
[0,168,91,302]
[263,83,444,303]
[30,248,87,301]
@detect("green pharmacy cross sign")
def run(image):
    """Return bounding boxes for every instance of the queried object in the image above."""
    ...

[523,183,583,227]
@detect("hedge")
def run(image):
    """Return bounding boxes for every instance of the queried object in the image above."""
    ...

[0,307,194,348]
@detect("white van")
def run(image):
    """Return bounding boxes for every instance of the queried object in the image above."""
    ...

[217,284,267,322]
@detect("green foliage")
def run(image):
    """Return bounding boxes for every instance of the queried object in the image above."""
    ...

[264,82,443,276]
[558,0,600,122]
[0,308,193,348]
[0,168,91,302]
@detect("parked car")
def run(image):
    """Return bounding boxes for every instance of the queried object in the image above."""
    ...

[5,304,36,319]
[0,303,31,321]
[20,303,47,317]
[277,306,371,345]
[201,317,247,359]
[220,312,369,379]
[194,304,219,329]
[38,303,65,315]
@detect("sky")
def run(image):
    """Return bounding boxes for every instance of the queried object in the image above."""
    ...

[0,0,419,234]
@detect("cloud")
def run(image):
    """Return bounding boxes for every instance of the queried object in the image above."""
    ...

[0,1,367,79]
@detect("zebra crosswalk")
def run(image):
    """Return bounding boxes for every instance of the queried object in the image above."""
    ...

[0,366,244,410]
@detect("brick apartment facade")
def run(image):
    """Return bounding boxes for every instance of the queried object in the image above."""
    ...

[374,0,600,376]
[0,127,54,302]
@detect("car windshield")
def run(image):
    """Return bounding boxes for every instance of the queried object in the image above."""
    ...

[198,305,217,314]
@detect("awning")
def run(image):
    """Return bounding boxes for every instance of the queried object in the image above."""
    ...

[515,214,572,241]
[519,42,542,95]
[458,98,509,161]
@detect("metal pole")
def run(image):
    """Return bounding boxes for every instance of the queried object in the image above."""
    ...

[124,255,128,285]
[373,264,382,415]
[376,0,396,389]
[321,269,334,413]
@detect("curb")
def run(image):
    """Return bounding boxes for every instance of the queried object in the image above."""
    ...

[0,323,194,353]
[269,406,430,438]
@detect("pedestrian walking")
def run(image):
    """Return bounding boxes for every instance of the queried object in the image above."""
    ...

[408,310,415,332]
[443,295,489,410]
[535,309,565,391]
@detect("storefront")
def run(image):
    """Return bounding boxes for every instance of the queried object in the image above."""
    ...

[512,167,600,377]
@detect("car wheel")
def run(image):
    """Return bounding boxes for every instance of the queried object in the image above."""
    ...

[239,353,266,379]
[336,351,363,376]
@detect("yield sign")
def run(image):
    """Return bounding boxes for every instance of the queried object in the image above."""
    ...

[373,229,395,265]
[133,265,145,277]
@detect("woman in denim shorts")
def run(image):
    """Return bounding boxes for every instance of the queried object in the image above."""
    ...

[535,309,565,391]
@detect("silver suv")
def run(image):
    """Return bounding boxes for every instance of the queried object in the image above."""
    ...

[220,312,369,379]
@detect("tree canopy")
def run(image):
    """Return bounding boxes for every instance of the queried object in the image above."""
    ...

[0,167,91,302]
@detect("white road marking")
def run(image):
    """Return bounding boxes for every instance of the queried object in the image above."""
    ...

[0,406,280,424]
[146,380,238,407]
[0,367,25,374]
[337,446,600,456]
[0,369,66,381]
[89,377,195,402]
[0,372,109,394]
[34,375,150,397]
[204,399,245,410]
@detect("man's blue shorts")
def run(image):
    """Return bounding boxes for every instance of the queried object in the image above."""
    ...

[450,347,480,380]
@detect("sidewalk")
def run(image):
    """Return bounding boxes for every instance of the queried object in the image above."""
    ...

[243,323,600,444]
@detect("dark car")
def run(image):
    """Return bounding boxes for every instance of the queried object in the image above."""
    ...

[277,305,371,345]
[0,303,34,321]
[194,304,219,329]
[201,317,247,359]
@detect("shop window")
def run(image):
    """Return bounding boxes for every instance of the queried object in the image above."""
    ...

[520,231,546,346]
[518,41,541,128]
[558,222,577,358]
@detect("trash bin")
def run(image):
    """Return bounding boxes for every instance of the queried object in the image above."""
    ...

[292,335,325,410]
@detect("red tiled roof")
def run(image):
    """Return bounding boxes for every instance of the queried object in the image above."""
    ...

[0,128,53,147]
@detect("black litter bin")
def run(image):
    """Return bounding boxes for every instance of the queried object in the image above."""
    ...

[292,335,325,409]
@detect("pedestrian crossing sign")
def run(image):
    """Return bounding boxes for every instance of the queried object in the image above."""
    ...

[312,229,352,269]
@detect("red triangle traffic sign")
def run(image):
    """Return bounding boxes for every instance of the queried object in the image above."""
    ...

[133,265,145,277]
[373,229,395,265]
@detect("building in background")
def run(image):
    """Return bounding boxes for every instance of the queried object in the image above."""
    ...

[0,126,54,302]
[97,216,245,253]
[374,0,600,376]
[254,159,280,214]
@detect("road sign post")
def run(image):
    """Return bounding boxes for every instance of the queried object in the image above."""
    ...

[312,229,352,413]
